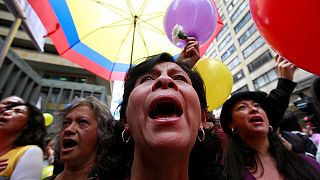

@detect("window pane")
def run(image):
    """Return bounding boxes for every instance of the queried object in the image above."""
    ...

[234,12,251,33]
[216,23,228,41]
[253,69,277,89]
[232,85,248,95]
[247,51,272,73]
[238,24,257,45]
[218,33,232,50]
[242,37,265,58]
[221,45,236,61]
[230,0,248,22]
[227,56,240,70]
[233,70,244,83]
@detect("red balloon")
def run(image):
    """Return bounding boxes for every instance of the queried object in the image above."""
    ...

[249,0,320,76]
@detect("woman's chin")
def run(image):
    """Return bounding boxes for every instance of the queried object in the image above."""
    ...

[148,134,195,153]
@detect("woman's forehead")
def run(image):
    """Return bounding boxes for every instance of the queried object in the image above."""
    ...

[1,96,24,104]
[152,62,185,73]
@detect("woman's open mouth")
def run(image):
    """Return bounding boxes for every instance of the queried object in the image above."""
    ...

[149,97,183,119]
[62,139,78,151]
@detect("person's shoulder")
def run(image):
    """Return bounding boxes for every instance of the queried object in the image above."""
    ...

[24,145,43,155]
[299,154,320,170]
[20,145,43,161]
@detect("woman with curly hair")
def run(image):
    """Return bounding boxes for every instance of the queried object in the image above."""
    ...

[45,96,116,180]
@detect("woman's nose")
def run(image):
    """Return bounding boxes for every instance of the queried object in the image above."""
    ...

[249,105,258,113]
[152,76,179,91]
[64,122,77,136]
[2,109,13,116]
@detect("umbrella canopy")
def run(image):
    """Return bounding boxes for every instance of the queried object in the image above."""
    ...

[28,0,222,80]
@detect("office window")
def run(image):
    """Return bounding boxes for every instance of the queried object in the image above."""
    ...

[221,14,225,21]
[253,69,277,89]
[216,23,228,41]
[61,89,71,104]
[208,50,217,58]
[230,0,248,22]
[224,0,231,4]
[221,45,236,61]
[218,33,232,50]
[234,12,251,33]
[227,0,239,12]
[242,37,265,58]
[232,85,249,95]
[247,51,273,73]
[43,73,87,83]
[227,56,240,70]
[233,70,244,83]
[238,24,257,45]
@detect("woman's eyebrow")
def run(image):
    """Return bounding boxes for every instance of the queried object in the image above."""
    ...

[5,102,26,109]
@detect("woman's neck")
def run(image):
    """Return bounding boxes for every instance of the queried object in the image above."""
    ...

[57,159,96,180]
[130,149,189,180]
[244,136,283,180]
[0,134,18,156]
[244,135,269,155]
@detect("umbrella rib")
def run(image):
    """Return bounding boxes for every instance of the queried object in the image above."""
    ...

[140,18,165,35]
[136,13,165,35]
[110,23,133,78]
[137,0,149,17]
[79,19,131,43]
[140,12,164,18]
[125,0,135,17]
[114,23,134,63]
[92,0,132,20]
[136,24,149,58]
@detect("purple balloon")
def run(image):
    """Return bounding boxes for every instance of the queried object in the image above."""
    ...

[164,0,218,48]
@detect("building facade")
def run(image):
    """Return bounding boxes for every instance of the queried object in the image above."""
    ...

[0,0,113,126]
[205,0,316,116]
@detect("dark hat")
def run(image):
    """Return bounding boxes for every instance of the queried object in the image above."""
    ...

[220,91,272,135]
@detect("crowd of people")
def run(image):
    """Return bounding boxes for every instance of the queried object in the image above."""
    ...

[1,37,320,179]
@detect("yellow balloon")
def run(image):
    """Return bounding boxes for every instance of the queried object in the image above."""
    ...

[43,113,54,126]
[194,58,233,111]
[42,165,54,179]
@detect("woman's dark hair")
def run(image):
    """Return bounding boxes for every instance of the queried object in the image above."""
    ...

[13,102,47,150]
[224,127,320,180]
[116,52,224,179]
[56,96,117,178]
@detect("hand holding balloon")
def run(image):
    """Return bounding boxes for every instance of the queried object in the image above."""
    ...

[177,37,200,68]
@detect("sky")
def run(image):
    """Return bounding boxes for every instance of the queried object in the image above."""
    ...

[110,80,124,120]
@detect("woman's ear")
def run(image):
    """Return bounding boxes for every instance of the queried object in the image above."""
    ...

[200,111,206,128]
[124,123,130,131]
[228,122,235,130]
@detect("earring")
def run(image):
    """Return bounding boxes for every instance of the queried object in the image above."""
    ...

[197,128,205,142]
[269,126,273,132]
[231,128,238,134]
[122,129,131,143]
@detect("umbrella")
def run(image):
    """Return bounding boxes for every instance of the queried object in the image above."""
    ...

[28,0,222,80]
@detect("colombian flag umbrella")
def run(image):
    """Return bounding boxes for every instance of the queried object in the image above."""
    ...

[28,0,222,80]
